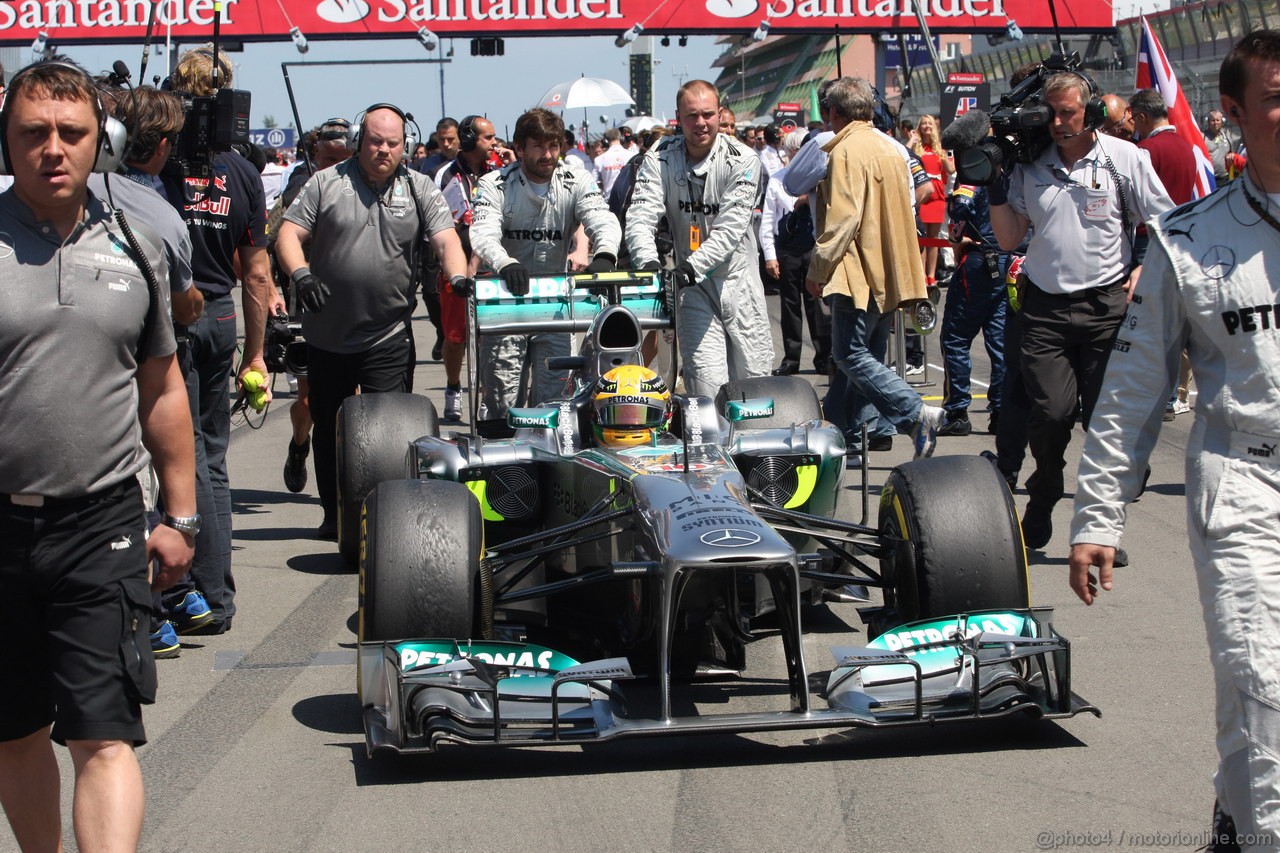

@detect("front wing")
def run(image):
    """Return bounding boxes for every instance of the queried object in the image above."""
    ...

[358,608,1099,756]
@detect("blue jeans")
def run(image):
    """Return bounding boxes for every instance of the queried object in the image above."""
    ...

[940,253,1008,416]
[825,294,923,442]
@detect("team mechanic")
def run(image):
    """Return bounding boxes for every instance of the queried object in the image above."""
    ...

[469,107,619,424]
[165,45,278,633]
[989,69,1173,551]
[276,103,468,539]
[624,79,772,397]
[1070,30,1280,850]
[0,61,196,850]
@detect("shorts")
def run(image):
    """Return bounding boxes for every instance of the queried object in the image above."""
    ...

[0,480,155,746]
[440,275,468,346]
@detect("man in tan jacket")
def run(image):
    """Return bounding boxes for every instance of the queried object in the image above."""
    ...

[806,77,944,460]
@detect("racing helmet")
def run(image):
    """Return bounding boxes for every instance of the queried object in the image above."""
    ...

[591,365,671,447]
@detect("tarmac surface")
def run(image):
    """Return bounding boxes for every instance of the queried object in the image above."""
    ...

[7,288,1217,853]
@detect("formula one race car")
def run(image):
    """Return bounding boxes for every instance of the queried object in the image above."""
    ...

[343,271,1098,756]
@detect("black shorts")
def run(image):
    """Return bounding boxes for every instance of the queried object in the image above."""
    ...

[0,480,156,746]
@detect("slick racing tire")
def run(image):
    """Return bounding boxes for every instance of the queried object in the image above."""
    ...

[714,375,823,429]
[359,479,489,643]
[877,455,1030,628]
[337,392,438,568]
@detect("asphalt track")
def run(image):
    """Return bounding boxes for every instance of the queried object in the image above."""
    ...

[7,290,1216,853]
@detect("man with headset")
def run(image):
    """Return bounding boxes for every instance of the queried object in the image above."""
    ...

[1070,30,1280,846]
[276,103,469,540]
[0,60,196,851]
[989,69,1172,551]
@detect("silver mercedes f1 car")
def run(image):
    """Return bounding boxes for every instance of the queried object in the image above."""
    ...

[340,271,1098,756]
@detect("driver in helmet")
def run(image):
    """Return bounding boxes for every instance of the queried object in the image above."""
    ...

[591,365,672,448]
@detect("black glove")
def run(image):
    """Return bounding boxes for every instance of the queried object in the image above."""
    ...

[987,168,1011,206]
[293,271,331,313]
[449,275,475,298]
[673,261,698,289]
[637,260,661,272]
[586,253,616,273]
[500,262,530,297]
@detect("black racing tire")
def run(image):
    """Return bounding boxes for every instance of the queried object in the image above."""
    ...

[715,375,823,429]
[359,479,487,643]
[337,392,438,567]
[877,455,1030,629]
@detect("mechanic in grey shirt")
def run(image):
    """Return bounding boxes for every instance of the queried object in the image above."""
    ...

[470,107,620,425]
[276,104,468,539]
[0,61,196,852]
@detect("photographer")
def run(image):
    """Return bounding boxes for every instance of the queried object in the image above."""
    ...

[163,46,280,633]
[987,69,1172,550]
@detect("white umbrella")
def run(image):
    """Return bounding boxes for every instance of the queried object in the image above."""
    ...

[623,115,662,132]
[538,77,634,111]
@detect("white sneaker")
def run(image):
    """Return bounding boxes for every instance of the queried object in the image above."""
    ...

[1173,399,1192,415]
[911,405,944,459]
[444,385,463,422]
[905,363,925,377]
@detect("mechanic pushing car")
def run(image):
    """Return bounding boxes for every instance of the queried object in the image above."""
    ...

[1069,30,1280,849]
[469,107,620,427]
[624,79,773,397]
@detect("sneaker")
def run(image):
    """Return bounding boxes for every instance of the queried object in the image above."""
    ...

[1173,399,1192,416]
[910,405,944,459]
[150,620,180,659]
[168,590,214,635]
[1210,800,1242,853]
[905,363,925,377]
[937,412,972,436]
[867,434,894,452]
[1021,505,1053,550]
[1163,403,1177,422]
[283,436,310,493]
[844,452,864,469]
[287,374,299,394]
[443,385,463,422]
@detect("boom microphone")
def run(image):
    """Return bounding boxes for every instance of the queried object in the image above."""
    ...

[941,109,992,151]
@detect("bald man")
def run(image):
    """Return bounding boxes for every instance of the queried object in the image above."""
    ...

[1100,93,1134,140]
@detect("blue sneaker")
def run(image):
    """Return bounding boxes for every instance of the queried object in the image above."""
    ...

[168,590,214,635]
[911,405,944,460]
[150,620,180,659]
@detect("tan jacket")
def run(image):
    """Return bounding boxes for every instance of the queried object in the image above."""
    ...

[808,121,926,313]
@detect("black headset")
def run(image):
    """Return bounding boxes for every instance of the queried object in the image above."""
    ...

[458,114,483,152]
[0,60,127,176]
[349,103,417,155]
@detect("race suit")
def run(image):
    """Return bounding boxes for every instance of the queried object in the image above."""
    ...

[471,159,620,418]
[941,183,1009,418]
[625,133,773,397]
[1071,173,1280,844]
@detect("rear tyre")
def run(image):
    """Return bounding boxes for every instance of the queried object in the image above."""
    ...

[715,375,823,428]
[877,455,1029,629]
[337,393,438,567]
[359,479,487,643]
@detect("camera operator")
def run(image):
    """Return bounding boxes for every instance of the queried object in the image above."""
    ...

[0,60,195,851]
[988,70,1173,550]
[470,107,620,424]
[164,46,279,633]
[275,104,467,540]
[267,118,353,494]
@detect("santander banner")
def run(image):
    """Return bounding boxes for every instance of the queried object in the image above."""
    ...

[0,0,1112,45]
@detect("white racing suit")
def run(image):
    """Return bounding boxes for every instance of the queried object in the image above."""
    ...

[1071,173,1280,846]
[471,160,621,419]
[624,133,773,397]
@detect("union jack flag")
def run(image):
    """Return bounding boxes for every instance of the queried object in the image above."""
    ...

[1136,16,1216,198]
[955,97,977,117]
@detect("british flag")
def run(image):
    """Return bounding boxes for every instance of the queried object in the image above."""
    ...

[955,97,977,117]
[1136,16,1216,198]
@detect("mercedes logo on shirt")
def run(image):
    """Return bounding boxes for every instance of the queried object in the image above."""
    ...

[700,529,762,548]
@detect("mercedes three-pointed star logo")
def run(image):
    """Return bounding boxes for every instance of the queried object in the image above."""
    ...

[700,529,762,548]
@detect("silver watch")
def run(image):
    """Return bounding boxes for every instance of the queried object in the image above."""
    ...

[163,513,202,537]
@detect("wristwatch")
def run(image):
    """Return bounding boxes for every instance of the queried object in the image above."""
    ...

[163,512,202,537]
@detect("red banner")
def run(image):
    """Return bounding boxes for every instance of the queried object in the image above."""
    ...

[0,0,1113,46]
